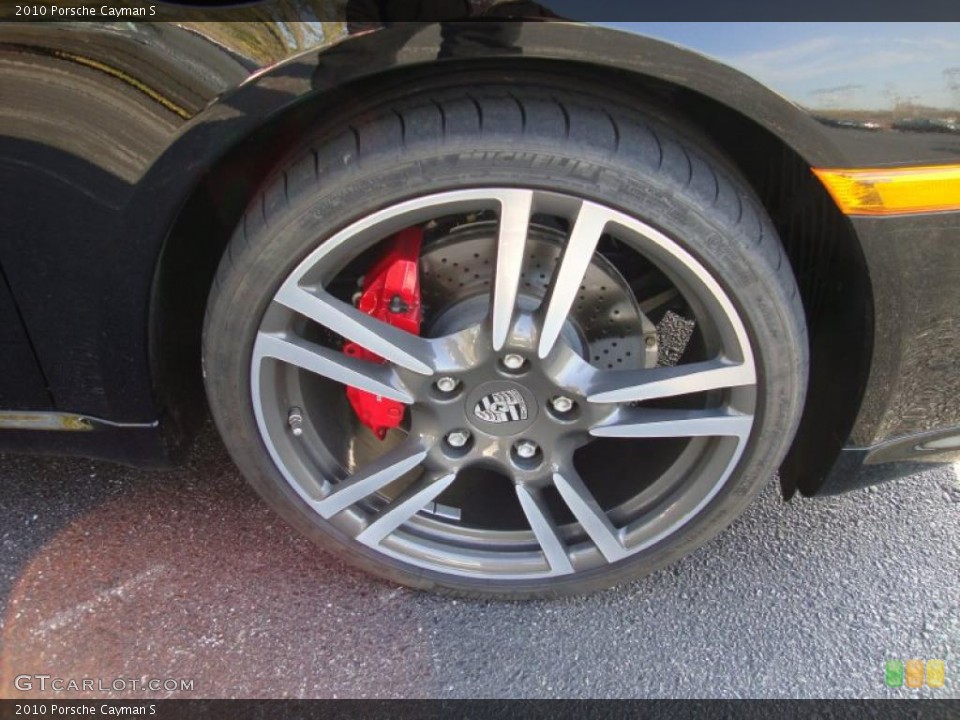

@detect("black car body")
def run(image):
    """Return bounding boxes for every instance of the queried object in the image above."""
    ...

[1,10,958,595]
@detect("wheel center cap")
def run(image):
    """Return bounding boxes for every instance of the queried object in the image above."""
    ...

[465,380,539,437]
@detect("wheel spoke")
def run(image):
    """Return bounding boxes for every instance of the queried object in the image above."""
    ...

[553,469,628,563]
[273,285,434,375]
[590,408,753,439]
[491,190,535,351]
[357,471,457,546]
[254,332,413,403]
[586,358,755,404]
[538,202,610,358]
[516,485,574,575]
[312,440,428,519]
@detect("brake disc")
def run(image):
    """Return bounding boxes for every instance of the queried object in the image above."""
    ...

[419,221,657,370]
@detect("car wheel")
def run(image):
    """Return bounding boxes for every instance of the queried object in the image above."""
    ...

[203,80,807,598]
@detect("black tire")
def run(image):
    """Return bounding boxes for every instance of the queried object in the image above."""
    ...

[203,78,808,599]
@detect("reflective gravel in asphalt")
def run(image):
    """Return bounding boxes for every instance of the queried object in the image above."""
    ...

[1,426,958,699]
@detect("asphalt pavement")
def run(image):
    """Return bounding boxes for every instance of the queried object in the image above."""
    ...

[1,424,958,699]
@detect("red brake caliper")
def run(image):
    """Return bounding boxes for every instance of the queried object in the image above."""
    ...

[342,226,423,440]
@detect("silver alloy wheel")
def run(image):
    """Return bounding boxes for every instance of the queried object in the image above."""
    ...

[250,188,757,580]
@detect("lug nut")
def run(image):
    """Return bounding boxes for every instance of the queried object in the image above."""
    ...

[446,430,471,448]
[436,376,458,393]
[514,439,539,459]
[288,407,304,437]
[551,396,574,414]
[502,353,525,371]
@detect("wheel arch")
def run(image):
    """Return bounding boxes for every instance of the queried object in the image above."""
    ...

[148,24,872,496]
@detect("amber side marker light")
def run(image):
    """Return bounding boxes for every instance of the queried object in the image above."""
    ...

[813,164,960,216]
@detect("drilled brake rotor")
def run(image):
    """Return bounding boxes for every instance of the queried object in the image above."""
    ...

[419,221,657,370]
